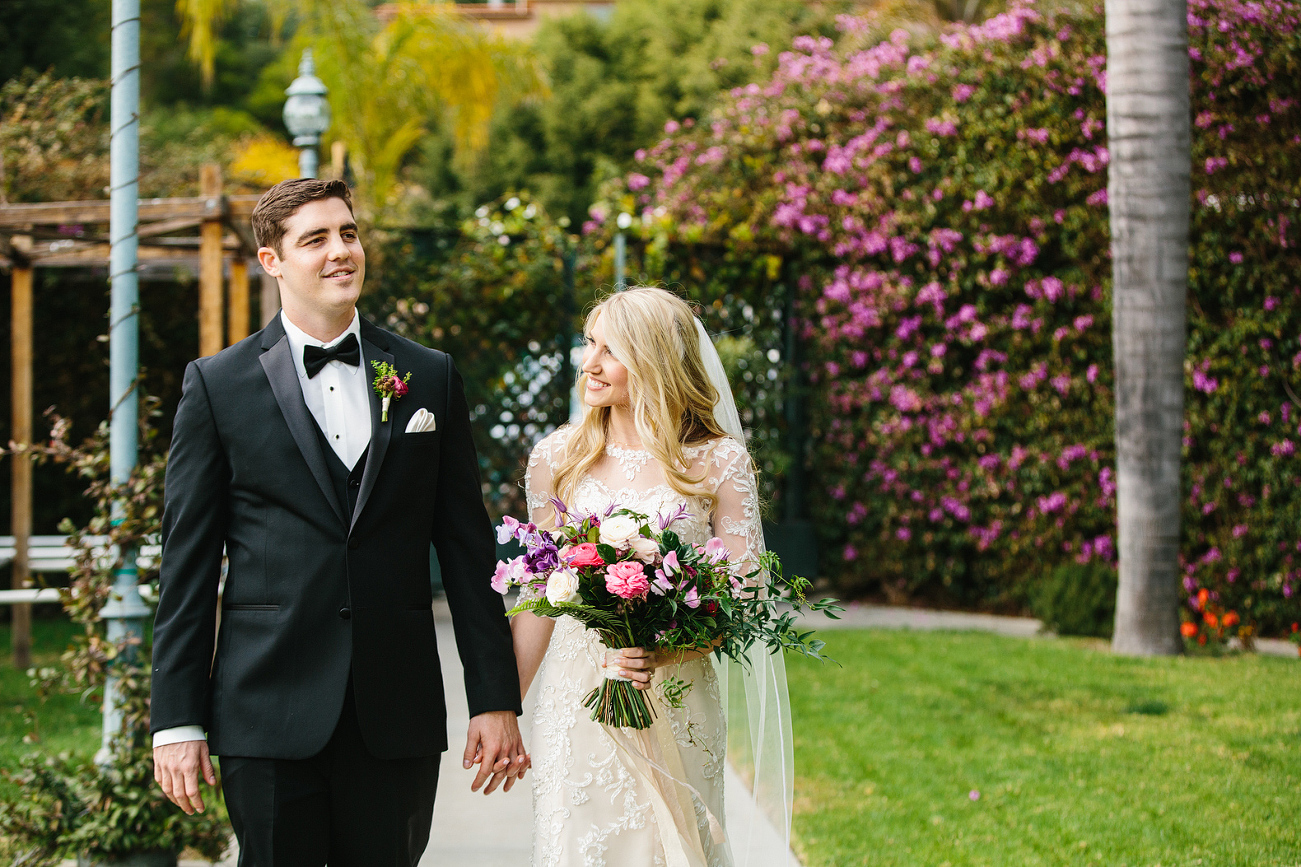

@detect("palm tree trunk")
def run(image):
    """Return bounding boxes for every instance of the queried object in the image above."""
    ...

[1106,0,1191,655]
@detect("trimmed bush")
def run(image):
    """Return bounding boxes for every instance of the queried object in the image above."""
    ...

[1030,561,1117,637]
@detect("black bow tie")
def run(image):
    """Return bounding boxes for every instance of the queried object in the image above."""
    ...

[303,333,360,378]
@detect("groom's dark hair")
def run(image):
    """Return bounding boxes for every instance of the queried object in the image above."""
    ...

[252,178,355,257]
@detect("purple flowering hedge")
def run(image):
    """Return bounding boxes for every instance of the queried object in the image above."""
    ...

[590,0,1301,636]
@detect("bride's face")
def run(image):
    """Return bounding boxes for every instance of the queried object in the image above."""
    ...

[581,316,630,409]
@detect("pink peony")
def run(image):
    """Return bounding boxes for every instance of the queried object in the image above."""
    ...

[606,561,650,599]
[568,543,605,569]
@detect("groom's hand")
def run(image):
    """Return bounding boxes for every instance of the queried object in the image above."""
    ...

[153,740,217,814]
[464,710,529,795]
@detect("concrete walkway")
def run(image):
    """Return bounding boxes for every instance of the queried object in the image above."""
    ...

[803,599,1298,657]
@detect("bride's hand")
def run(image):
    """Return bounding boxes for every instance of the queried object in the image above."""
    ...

[604,647,660,690]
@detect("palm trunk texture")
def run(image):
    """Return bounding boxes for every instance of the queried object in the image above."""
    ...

[1105,0,1191,655]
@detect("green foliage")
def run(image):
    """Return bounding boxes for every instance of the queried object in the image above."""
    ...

[428,0,847,225]
[0,72,108,204]
[0,406,230,862]
[362,194,588,517]
[0,0,111,83]
[787,629,1301,866]
[1030,562,1116,638]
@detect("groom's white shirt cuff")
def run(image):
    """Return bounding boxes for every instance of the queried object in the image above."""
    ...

[153,725,205,748]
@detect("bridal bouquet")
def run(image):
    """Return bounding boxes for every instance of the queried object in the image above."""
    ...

[492,499,840,729]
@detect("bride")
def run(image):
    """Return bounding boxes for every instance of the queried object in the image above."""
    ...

[511,286,794,867]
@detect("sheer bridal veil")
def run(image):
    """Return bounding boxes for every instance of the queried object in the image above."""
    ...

[693,318,797,867]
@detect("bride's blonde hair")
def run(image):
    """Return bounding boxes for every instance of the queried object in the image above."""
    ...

[553,286,731,511]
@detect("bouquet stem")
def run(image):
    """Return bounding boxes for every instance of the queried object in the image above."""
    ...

[583,679,656,729]
[584,632,656,729]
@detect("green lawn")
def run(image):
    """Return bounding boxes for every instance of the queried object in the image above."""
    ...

[788,631,1301,867]
[0,617,101,794]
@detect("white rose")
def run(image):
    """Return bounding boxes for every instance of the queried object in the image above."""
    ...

[545,567,581,605]
[628,536,660,563]
[599,515,641,549]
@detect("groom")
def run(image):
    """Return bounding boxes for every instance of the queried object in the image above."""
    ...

[150,178,526,866]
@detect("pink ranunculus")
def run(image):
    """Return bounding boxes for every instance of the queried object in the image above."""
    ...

[568,543,605,569]
[606,561,650,599]
[389,376,409,397]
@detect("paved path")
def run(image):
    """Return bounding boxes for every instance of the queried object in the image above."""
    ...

[800,600,1298,657]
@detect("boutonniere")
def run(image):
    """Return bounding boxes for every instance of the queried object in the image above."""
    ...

[371,361,411,422]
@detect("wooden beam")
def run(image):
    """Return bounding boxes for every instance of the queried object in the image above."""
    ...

[228,258,250,346]
[0,194,261,229]
[259,268,280,328]
[198,165,225,357]
[10,236,33,670]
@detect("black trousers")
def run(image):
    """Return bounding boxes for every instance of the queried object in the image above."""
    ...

[218,682,440,867]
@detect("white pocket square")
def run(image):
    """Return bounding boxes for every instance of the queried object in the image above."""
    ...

[405,408,437,433]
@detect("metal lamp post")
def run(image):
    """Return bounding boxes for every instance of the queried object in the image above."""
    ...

[284,50,331,179]
[614,212,633,290]
[99,0,151,765]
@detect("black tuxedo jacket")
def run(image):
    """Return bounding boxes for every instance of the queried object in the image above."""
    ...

[150,315,520,760]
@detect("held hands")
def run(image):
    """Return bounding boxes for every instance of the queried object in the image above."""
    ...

[464,710,530,795]
[153,740,217,815]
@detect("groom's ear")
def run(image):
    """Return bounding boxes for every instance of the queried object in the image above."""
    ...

[257,246,281,278]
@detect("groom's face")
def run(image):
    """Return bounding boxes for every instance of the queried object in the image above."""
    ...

[259,197,366,320]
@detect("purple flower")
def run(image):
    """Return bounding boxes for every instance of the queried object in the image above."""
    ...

[496,515,520,545]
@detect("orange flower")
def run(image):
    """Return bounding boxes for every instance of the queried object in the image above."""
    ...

[1180,621,1199,638]
[1204,612,1219,628]
[1197,634,1208,646]
[1223,611,1240,628]
[1197,588,1210,606]
[1293,622,1299,633]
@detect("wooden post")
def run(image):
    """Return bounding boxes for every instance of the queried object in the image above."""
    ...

[260,268,280,328]
[10,235,34,671]
[228,257,250,346]
[199,164,224,357]
[331,141,346,180]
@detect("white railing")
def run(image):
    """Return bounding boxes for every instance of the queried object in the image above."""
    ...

[0,535,162,605]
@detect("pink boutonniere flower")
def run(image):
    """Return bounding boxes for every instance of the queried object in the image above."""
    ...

[371,361,411,422]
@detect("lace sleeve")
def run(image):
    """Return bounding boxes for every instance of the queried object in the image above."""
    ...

[708,438,765,582]
[525,427,568,527]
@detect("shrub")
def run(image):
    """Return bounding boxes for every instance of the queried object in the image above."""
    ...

[363,194,592,518]
[592,0,1301,634]
[1030,561,1116,637]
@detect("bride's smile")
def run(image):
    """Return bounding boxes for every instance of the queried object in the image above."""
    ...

[580,316,630,409]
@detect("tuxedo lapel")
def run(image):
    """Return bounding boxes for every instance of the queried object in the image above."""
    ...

[258,318,347,525]
[351,320,394,532]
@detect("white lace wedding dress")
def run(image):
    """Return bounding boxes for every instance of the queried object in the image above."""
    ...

[524,426,764,867]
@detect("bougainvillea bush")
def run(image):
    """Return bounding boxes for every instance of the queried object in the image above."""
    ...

[592,0,1301,635]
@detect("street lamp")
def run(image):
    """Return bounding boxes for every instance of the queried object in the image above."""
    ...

[614,212,633,290]
[283,50,331,179]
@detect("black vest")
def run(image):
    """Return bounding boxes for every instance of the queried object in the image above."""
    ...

[313,422,368,519]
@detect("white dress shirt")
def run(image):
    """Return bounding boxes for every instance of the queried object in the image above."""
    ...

[153,309,374,750]
[280,309,373,469]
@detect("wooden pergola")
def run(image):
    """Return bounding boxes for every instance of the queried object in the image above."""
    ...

[0,164,275,667]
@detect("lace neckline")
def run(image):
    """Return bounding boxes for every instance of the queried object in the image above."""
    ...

[604,442,652,481]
